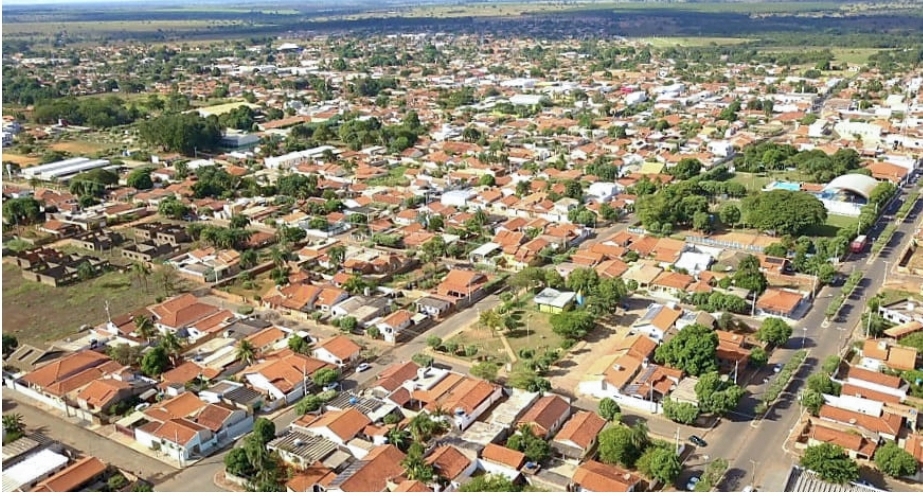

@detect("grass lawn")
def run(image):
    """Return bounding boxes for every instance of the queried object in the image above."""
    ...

[2,263,163,346]
[730,172,772,192]
[829,48,881,66]
[505,308,564,356]
[805,213,856,238]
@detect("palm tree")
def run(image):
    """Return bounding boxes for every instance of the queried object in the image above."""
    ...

[402,443,435,483]
[327,245,346,269]
[239,249,257,269]
[628,420,650,453]
[3,413,25,437]
[160,331,184,365]
[386,426,411,451]
[479,310,503,335]
[132,262,151,294]
[133,315,157,343]
[270,246,287,270]
[236,339,257,365]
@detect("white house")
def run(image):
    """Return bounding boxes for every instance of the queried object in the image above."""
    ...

[586,182,620,203]
[674,251,713,276]
[845,367,909,402]
[313,336,362,368]
[375,309,415,344]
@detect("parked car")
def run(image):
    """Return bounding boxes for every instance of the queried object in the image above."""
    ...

[356,363,372,373]
[323,382,340,392]
[773,364,783,374]
[685,475,701,491]
[689,435,707,447]
[742,486,756,492]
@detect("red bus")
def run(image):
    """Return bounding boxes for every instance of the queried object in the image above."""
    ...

[850,235,868,253]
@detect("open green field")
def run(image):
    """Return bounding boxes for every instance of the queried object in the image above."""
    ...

[1,263,164,346]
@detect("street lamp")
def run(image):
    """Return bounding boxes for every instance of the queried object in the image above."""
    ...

[802,327,807,348]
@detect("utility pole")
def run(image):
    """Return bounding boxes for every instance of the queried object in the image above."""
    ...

[749,460,756,488]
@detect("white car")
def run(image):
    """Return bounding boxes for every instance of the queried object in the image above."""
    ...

[773,364,783,374]
[356,363,372,373]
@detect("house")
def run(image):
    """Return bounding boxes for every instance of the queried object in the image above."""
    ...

[425,445,477,491]
[29,456,108,492]
[326,445,405,492]
[435,269,489,304]
[134,392,253,463]
[198,380,263,413]
[571,460,642,492]
[804,423,876,460]
[376,309,415,344]
[167,247,240,282]
[415,296,454,317]
[132,222,190,245]
[245,326,289,354]
[650,272,694,300]
[331,296,390,327]
[1,448,70,492]
[297,408,372,446]
[120,241,178,262]
[630,303,683,343]
[845,367,909,402]
[755,288,805,319]
[859,339,918,372]
[243,351,329,407]
[148,293,221,334]
[313,336,362,368]
[879,299,923,326]
[516,394,572,439]
[284,463,336,492]
[904,433,923,483]
[74,378,135,414]
[552,410,607,461]
[262,283,323,319]
[533,288,576,314]
[16,350,116,412]
[268,433,345,472]
[817,404,903,442]
[369,361,421,398]
[479,443,526,480]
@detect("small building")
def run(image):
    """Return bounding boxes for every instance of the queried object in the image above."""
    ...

[0,448,70,492]
[516,394,572,439]
[755,288,805,319]
[375,309,415,344]
[533,288,576,314]
[552,410,607,461]
[571,460,642,492]
[313,336,362,368]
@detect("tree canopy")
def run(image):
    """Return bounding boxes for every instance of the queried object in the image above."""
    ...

[800,443,860,484]
[139,112,222,154]
[654,324,719,376]
[874,441,919,478]
[742,190,827,236]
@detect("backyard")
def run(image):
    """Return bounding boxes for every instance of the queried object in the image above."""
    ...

[2,262,167,346]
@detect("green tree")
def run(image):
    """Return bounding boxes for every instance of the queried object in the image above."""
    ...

[2,335,19,356]
[757,318,793,346]
[458,474,518,492]
[742,190,827,236]
[672,158,704,180]
[800,389,825,416]
[471,361,500,382]
[695,372,744,417]
[239,250,257,269]
[506,425,551,463]
[508,367,551,393]
[235,339,257,365]
[126,168,154,190]
[654,324,719,376]
[139,112,222,154]
[874,441,919,478]
[313,367,339,387]
[426,336,443,349]
[252,418,277,444]
[637,446,683,483]
[402,442,436,482]
[806,372,841,396]
[412,353,434,367]
[295,394,324,415]
[2,413,25,440]
[800,443,859,484]
[734,255,768,295]
[719,203,741,228]
[140,347,170,377]
[598,397,621,422]
[224,447,255,477]
[158,198,190,220]
[2,197,43,227]
[662,398,701,425]
[598,424,645,467]
[288,335,312,355]
[549,311,595,339]
[750,347,769,367]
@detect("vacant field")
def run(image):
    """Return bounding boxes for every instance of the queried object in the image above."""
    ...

[3,19,241,36]
[49,140,109,155]
[2,153,40,167]
[730,172,773,192]
[641,36,752,48]
[2,263,161,346]
[221,274,277,302]
[450,325,507,364]
[830,47,882,66]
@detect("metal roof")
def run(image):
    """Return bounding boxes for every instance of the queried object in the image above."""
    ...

[824,173,879,200]
[267,432,339,463]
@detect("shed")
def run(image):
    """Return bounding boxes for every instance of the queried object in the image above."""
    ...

[534,288,577,314]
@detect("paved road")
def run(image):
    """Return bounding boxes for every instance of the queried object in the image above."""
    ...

[705,180,923,492]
